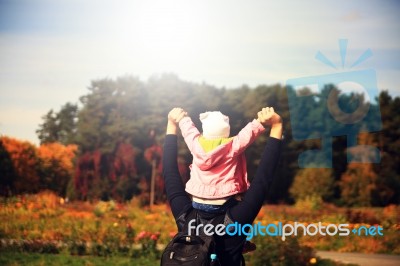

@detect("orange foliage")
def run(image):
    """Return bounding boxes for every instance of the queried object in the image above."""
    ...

[1,136,40,193]
[1,136,77,195]
[340,133,382,206]
[37,142,77,174]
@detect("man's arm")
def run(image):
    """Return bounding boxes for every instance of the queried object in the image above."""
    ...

[269,121,283,140]
[166,107,186,135]
[229,107,283,224]
[164,108,191,219]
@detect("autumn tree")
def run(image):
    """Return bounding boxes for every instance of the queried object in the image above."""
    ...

[0,137,41,194]
[289,168,335,203]
[0,136,78,196]
[0,139,15,196]
[339,163,377,207]
[37,142,77,196]
[340,132,392,207]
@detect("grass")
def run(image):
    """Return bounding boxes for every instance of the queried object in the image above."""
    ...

[0,252,361,266]
[0,252,158,266]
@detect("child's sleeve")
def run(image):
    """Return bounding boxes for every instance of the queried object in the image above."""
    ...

[230,119,265,157]
[178,116,201,154]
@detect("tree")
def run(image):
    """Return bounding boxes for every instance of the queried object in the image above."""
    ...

[0,139,15,196]
[0,137,41,194]
[289,168,335,204]
[336,91,400,206]
[339,163,377,207]
[37,103,78,145]
[73,77,145,200]
[35,74,400,205]
[37,142,78,196]
[144,143,163,206]
[72,75,226,200]
[339,132,382,207]
[373,91,400,205]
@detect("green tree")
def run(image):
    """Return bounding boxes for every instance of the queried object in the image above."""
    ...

[74,77,145,200]
[372,91,400,205]
[36,103,78,145]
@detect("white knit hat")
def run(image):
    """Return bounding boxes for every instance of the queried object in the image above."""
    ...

[199,111,230,139]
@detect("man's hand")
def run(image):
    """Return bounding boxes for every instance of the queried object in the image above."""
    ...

[257,107,283,139]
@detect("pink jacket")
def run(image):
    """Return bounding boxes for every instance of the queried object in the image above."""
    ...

[178,116,265,199]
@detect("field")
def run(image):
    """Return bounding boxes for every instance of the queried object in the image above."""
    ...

[0,191,399,265]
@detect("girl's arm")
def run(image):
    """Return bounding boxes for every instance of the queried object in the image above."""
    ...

[230,119,265,157]
[230,106,281,157]
[178,116,201,154]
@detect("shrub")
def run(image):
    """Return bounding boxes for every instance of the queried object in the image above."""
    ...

[246,235,315,266]
[290,168,335,209]
[295,195,324,211]
[93,200,116,217]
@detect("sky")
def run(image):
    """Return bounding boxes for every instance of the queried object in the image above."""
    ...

[0,0,399,145]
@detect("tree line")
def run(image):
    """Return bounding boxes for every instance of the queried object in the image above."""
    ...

[0,137,76,196]
[1,74,399,206]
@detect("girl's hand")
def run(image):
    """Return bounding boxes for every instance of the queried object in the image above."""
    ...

[168,108,187,124]
[257,107,282,126]
[257,107,283,139]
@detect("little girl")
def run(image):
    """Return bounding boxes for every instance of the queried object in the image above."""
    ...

[172,107,271,252]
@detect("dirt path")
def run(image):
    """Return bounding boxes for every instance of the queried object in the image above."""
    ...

[316,251,400,266]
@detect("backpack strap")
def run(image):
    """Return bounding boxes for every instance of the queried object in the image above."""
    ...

[176,207,197,232]
[179,208,200,235]
[175,207,247,265]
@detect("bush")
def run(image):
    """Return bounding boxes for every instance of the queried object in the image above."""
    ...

[245,235,315,266]
[290,168,335,209]
[93,200,116,217]
[295,195,324,211]
[0,239,61,254]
